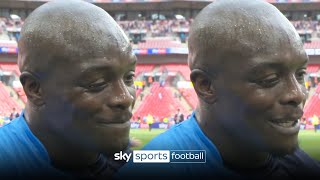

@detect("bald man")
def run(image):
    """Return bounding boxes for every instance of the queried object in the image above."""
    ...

[0,0,137,179]
[117,0,320,179]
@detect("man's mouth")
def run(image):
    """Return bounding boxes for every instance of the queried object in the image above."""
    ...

[269,120,298,128]
[97,121,130,128]
[267,118,300,135]
[96,112,132,124]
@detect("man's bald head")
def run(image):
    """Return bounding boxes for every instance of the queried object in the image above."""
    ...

[18,0,129,76]
[188,0,303,74]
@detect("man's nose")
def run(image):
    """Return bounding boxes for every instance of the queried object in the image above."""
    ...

[108,80,134,110]
[279,75,306,107]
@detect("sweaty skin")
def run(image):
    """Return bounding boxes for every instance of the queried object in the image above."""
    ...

[188,0,308,169]
[18,0,136,173]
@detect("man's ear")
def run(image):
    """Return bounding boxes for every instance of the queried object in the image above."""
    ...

[20,72,44,106]
[190,69,217,104]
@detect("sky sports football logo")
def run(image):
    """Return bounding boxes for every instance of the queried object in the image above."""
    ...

[114,150,206,163]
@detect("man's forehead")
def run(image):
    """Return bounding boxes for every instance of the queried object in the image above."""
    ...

[193,18,303,64]
[251,49,308,66]
[19,0,129,54]
[190,0,301,51]
[219,48,308,74]
[76,46,136,69]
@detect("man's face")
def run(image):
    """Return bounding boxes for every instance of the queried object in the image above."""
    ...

[41,46,136,156]
[213,44,308,156]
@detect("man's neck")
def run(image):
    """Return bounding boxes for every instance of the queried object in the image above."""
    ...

[24,106,100,172]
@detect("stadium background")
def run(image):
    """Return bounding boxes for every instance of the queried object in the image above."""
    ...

[0,0,319,159]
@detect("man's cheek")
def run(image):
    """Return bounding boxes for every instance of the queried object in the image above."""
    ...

[71,94,105,112]
[243,90,276,110]
[70,100,103,123]
[300,85,308,107]
[128,87,136,107]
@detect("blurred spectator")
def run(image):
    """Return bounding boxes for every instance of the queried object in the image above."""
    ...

[137,116,141,123]
[9,108,19,121]
[312,115,319,133]
[163,117,168,124]
[179,113,184,123]
[174,108,182,124]
[146,114,154,131]
[140,92,144,101]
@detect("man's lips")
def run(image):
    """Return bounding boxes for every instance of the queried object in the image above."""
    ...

[96,121,131,128]
[268,118,299,127]
[96,112,133,124]
[267,116,301,135]
[268,109,303,127]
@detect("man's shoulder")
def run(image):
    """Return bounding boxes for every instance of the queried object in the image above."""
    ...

[0,118,23,143]
[280,148,320,177]
[0,118,31,154]
[284,148,319,165]
[0,116,47,159]
[143,117,203,150]
[0,116,58,178]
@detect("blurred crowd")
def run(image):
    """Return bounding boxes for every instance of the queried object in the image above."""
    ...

[1,16,320,42]
[292,20,320,38]
[0,108,20,127]
[118,19,192,37]
[0,17,23,42]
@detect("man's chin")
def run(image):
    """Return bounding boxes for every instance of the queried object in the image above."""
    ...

[269,144,299,158]
[100,139,130,157]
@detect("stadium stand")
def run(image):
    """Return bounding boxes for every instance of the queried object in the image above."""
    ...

[178,88,197,109]
[307,64,320,73]
[137,39,184,49]
[13,87,27,104]
[0,81,22,113]
[303,84,320,119]
[133,82,189,119]
[135,64,155,76]
[2,18,320,43]
[159,64,191,80]
[0,62,20,76]
[304,41,320,49]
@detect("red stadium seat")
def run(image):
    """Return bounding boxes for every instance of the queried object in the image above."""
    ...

[179,88,197,109]
[133,82,189,119]
[0,63,21,76]
[304,41,320,49]
[159,64,191,80]
[303,84,320,119]
[13,87,27,104]
[135,64,155,76]
[306,64,320,73]
[137,39,183,49]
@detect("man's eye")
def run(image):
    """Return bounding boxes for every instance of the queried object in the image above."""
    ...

[86,81,107,92]
[295,70,306,82]
[124,73,135,86]
[256,74,280,88]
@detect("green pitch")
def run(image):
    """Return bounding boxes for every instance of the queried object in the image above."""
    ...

[130,129,320,160]
[130,129,165,150]
[298,130,320,160]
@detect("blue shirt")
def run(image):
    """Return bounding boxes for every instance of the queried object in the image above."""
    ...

[0,112,69,179]
[117,112,320,179]
[0,112,131,179]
